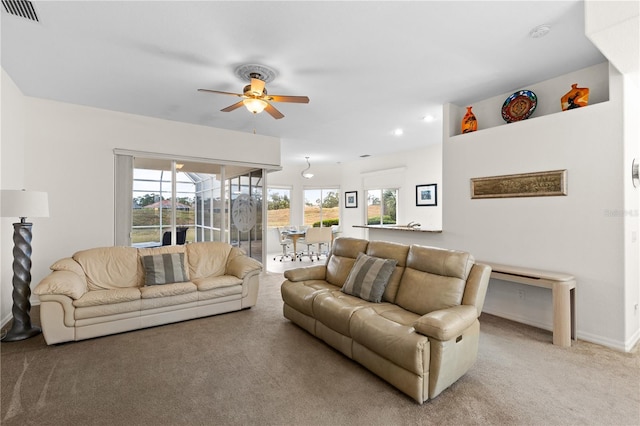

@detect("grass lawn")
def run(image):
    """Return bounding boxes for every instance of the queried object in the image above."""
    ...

[267,207,339,227]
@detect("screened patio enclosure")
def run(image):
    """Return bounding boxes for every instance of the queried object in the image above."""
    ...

[116,154,267,263]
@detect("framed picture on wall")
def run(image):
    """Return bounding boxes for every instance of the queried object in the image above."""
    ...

[345,191,358,208]
[416,184,437,207]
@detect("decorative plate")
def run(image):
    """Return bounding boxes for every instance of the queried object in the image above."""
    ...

[501,90,537,123]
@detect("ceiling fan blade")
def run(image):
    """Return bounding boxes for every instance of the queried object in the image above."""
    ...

[264,103,284,119]
[221,100,245,112]
[250,78,266,96]
[267,95,310,104]
[198,88,243,97]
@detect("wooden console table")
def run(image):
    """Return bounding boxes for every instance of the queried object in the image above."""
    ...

[479,261,576,347]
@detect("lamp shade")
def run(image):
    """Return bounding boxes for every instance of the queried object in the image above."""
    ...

[243,98,268,114]
[1,190,49,219]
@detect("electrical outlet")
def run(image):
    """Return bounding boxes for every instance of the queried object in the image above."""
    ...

[518,289,525,300]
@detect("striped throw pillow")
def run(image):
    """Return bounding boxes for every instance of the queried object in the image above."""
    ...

[341,252,397,302]
[142,253,189,286]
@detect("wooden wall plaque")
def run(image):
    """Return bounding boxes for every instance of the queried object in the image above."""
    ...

[471,170,567,199]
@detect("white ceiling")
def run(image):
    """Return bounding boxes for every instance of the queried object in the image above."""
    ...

[1,1,606,168]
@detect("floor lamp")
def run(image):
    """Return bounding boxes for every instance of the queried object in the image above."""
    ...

[1,189,49,342]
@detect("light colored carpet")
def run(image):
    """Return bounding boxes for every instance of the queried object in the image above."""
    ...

[1,271,639,425]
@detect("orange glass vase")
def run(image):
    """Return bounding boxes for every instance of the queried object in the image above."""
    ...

[461,106,477,133]
[561,83,589,111]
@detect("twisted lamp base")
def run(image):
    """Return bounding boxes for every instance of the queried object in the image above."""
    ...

[2,222,41,342]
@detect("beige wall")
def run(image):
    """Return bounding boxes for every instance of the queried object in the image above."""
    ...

[1,69,27,320]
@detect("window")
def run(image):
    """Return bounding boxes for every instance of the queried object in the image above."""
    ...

[267,187,291,227]
[193,173,224,243]
[366,188,397,225]
[132,167,195,246]
[304,188,339,227]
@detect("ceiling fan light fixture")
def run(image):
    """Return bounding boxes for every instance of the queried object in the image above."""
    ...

[243,98,268,114]
[301,157,314,179]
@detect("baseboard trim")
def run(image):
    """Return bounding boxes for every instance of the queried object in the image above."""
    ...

[1,312,11,328]
[482,307,630,352]
[624,327,640,352]
[577,330,629,352]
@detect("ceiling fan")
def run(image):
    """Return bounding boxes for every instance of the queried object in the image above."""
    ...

[198,72,309,120]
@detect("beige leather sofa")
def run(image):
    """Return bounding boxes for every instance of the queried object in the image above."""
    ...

[281,237,491,403]
[34,241,262,345]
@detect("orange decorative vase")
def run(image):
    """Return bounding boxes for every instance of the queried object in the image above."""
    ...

[561,83,589,111]
[461,106,477,133]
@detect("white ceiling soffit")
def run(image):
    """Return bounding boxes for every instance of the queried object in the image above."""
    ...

[585,0,639,74]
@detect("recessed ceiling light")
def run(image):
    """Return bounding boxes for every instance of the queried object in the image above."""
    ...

[393,128,403,136]
[529,24,551,39]
[422,114,435,123]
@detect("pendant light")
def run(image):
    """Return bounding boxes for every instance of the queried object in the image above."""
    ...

[301,157,314,179]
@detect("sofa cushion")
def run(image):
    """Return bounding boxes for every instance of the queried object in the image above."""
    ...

[141,253,189,286]
[325,238,369,286]
[365,241,409,303]
[186,242,232,280]
[198,284,243,301]
[281,280,339,317]
[368,303,421,326]
[72,287,141,307]
[313,290,374,336]
[139,281,196,299]
[341,253,397,303]
[406,244,474,280]
[395,245,474,315]
[192,275,243,292]
[73,246,139,291]
[350,307,429,376]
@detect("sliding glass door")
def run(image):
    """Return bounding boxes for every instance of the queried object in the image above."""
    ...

[229,170,263,261]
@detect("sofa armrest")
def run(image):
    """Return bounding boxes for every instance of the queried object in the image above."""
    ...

[226,255,262,279]
[34,270,88,300]
[283,265,327,282]
[413,305,478,341]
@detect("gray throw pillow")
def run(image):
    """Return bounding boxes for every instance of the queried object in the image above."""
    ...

[142,253,189,286]
[341,252,397,302]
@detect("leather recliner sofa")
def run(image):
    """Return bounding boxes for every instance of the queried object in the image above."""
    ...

[281,237,491,403]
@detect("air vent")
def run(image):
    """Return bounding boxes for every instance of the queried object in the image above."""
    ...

[2,0,38,22]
